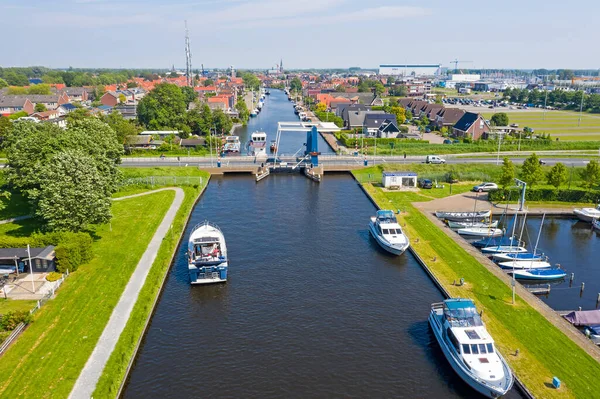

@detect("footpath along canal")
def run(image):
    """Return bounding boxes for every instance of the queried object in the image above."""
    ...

[122,173,524,398]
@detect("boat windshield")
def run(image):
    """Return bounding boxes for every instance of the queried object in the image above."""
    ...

[376,210,396,223]
[444,300,483,328]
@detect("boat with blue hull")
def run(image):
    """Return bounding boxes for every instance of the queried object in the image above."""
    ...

[481,245,528,255]
[472,236,520,248]
[429,299,514,398]
[188,221,228,284]
[491,252,545,262]
[368,210,410,255]
[507,268,567,281]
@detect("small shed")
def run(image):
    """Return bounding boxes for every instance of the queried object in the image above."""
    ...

[382,171,417,189]
[0,246,56,274]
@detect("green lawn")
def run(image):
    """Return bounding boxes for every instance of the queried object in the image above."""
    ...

[94,173,209,398]
[357,178,600,398]
[0,298,38,314]
[481,111,600,138]
[0,190,176,398]
[121,166,211,178]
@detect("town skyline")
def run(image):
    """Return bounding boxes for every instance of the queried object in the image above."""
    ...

[2,0,599,70]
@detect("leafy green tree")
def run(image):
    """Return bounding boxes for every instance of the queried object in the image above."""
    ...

[581,159,600,189]
[126,82,138,88]
[34,151,113,232]
[405,109,413,120]
[289,77,302,93]
[137,83,186,129]
[386,76,396,86]
[27,84,52,95]
[101,110,140,144]
[235,96,250,123]
[204,79,214,87]
[200,103,214,134]
[212,109,233,135]
[520,153,544,187]
[499,157,515,188]
[3,71,29,86]
[546,162,568,188]
[8,111,28,120]
[490,113,509,126]
[374,82,385,96]
[389,106,406,124]
[0,116,12,143]
[241,72,260,91]
[181,86,197,105]
[316,102,327,112]
[6,87,27,95]
[0,78,9,88]
[34,103,47,112]
[118,93,126,103]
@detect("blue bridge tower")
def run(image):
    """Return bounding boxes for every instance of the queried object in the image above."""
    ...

[305,126,320,166]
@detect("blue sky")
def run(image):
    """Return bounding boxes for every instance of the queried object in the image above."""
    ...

[1,0,598,70]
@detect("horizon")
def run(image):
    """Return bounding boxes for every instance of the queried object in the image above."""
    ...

[2,0,599,70]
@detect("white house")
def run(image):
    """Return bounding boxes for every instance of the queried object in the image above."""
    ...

[382,171,417,189]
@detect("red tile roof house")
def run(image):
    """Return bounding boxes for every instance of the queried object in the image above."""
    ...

[101,91,119,107]
[54,87,90,102]
[452,112,491,140]
[0,96,34,116]
[207,96,230,111]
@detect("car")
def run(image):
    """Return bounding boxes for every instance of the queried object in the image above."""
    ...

[443,139,453,144]
[539,159,546,165]
[425,155,446,164]
[419,179,433,189]
[472,182,498,192]
[510,123,519,128]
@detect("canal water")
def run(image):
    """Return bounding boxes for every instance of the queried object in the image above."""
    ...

[515,217,600,311]
[123,174,522,398]
[232,89,334,156]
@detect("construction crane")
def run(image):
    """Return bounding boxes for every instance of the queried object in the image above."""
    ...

[450,59,473,73]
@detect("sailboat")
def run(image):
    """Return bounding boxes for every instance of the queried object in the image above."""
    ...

[456,195,502,237]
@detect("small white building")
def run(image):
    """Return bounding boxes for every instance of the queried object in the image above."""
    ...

[382,171,417,189]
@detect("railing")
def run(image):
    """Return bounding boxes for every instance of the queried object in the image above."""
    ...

[0,322,26,355]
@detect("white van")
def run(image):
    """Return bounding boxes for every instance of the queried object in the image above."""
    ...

[426,155,446,164]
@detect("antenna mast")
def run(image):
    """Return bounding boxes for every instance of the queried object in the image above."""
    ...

[185,20,193,87]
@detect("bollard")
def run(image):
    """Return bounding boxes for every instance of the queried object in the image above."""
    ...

[579,306,582,311]
[570,273,575,282]
[432,256,437,262]
[453,279,456,286]
[581,282,585,293]
[597,293,600,304]
[460,278,465,286]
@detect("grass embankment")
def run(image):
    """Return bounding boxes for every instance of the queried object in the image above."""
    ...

[354,172,600,398]
[0,190,176,398]
[94,168,209,398]
[0,298,38,314]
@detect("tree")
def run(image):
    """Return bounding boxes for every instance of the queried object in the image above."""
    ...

[490,112,509,126]
[235,96,250,123]
[241,72,260,91]
[204,79,214,87]
[3,71,29,86]
[212,109,233,135]
[289,77,302,93]
[386,76,396,86]
[546,162,568,188]
[405,109,413,120]
[181,86,197,105]
[118,93,127,103]
[27,84,52,95]
[137,83,186,129]
[34,103,47,113]
[581,159,600,189]
[374,82,385,96]
[316,102,327,112]
[34,151,113,232]
[101,110,140,144]
[200,103,214,134]
[0,78,8,88]
[0,116,12,143]
[499,157,515,188]
[389,106,406,125]
[520,153,544,187]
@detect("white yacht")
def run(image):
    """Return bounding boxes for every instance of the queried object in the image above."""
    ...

[368,210,410,255]
[574,204,600,222]
[223,136,241,154]
[448,220,499,229]
[429,299,514,398]
[457,227,503,238]
[498,260,552,270]
[247,131,267,157]
[480,245,528,255]
[188,221,228,285]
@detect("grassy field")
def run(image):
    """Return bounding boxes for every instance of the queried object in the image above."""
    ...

[0,190,176,398]
[0,298,38,314]
[94,169,209,398]
[355,176,600,398]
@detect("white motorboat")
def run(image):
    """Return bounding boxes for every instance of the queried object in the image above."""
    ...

[447,220,499,229]
[593,219,600,231]
[187,221,228,285]
[435,210,491,221]
[429,299,514,398]
[573,205,600,222]
[492,252,544,262]
[481,245,528,255]
[368,210,410,255]
[584,325,600,346]
[498,260,552,270]
[457,227,503,238]
[247,131,267,157]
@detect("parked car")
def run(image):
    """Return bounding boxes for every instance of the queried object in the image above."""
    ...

[539,159,546,165]
[425,155,446,164]
[472,182,498,192]
[443,139,453,144]
[419,179,433,189]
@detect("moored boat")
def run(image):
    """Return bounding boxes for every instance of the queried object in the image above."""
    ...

[491,252,544,262]
[507,268,566,281]
[498,260,552,270]
[188,221,228,285]
[457,227,503,237]
[222,135,241,154]
[472,236,520,248]
[368,210,410,255]
[435,210,491,221]
[593,219,600,231]
[428,299,514,398]
[247,131,267,157]
[573,205,600,222]
[481,245,528,254]
[448,220,499,229]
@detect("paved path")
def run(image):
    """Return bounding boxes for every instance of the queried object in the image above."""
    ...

[0,215,32,225]
[69,188,184,399]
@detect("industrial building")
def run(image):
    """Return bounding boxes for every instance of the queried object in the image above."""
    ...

[379,64,441,77]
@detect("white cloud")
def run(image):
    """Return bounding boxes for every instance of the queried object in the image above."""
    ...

[30,12,158,28]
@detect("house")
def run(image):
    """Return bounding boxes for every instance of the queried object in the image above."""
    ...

[125,135,164,150]
[0,246,56,274]
[101,91,119,107]
[28,93,70,110]
[57,87,90,102]
[363,113,397,137]
[453,112,490,140]
[338,103,370,124]
[57,103,78,114]
[348,109,383,130]
[114,104,137,120]
[180,138,206,148]
[0,96,34,116]
[434,108,466,129]
[382,171,417,189]
[30,110,67,128]
[377,119,401,138]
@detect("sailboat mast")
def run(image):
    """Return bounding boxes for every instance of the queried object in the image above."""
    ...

[533,213,546,256]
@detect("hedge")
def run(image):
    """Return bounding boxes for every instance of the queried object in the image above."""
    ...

[0,311,31,330]
[489,188,600,203]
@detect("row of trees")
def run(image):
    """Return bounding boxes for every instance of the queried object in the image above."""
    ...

[500,154,600,189]
[136,83,234,137]
[503,88,600,112]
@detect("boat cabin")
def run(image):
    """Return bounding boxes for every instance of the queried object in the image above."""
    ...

[190,236,225,265]
[251,132,267,144]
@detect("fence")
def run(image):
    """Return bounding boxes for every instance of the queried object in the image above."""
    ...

[119,176,204,188]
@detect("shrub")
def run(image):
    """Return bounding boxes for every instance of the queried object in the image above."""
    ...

[46,272,62,282]
[54,233,93,273]
[0,311,31,331]
[489,188,600,203]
